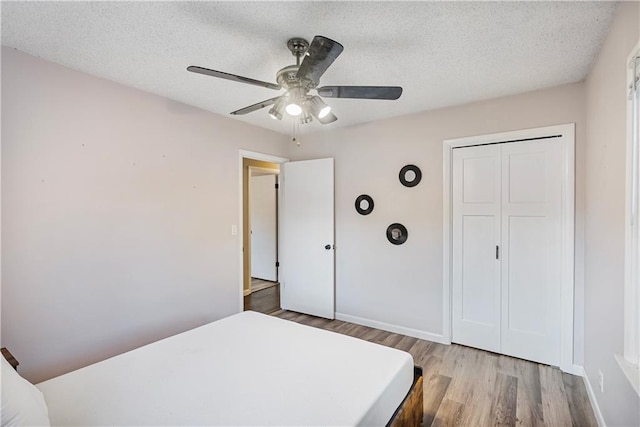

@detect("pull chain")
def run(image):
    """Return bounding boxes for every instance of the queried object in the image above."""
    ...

[292,119,300,147]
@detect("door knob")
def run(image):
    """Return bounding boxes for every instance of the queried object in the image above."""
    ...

[324,244,331,250]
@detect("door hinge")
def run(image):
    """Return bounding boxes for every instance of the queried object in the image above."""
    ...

[496,245,499,260]
[275,183,279,189]
[275,261,280,267]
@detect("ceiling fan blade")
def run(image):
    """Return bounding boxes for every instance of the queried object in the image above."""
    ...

[317,86,403,100]
[318,111,338,124]
[230,96,281,115]
[187,66,281,90]
[296,36,344,84]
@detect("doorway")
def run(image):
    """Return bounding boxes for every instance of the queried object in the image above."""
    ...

[238,150,336,319]
[242,158,280,314]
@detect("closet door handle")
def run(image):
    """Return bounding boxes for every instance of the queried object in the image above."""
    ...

[496,245,499,260]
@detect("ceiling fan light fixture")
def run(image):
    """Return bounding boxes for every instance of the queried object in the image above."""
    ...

[285,103,302,116]
[318,111,338,124]
[268,97,285,120]
[299,111,313,124]
[319,105,331,119]
[285,88,305,117]
[308,96,331,120]
[268,108,282,120]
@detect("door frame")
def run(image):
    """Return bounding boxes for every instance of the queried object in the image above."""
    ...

[442,123,576,373]
[238,150,288,312]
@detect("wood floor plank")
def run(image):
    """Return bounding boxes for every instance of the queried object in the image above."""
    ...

[540,365,573,426]
[490,372,518,426]
[361,327,391,344]
[270,310,597,427]
[431,399,465,427]
[498,354,545,426]
[457,349,500,426]
[423,374,452,426]
[407,339,433,367]
[381,332,405,348]
[395,335,418,352]
[443,346,497,425]
[515,362,545,426]
[562,372,598,427]
[433,343,462,379]
[420,354,443,382]
[243,285,280,314]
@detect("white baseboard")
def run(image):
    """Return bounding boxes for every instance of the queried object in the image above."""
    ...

[582,369,607,427]
[335,313,449,344]
[569,364,585,376]
[243,288,251,297]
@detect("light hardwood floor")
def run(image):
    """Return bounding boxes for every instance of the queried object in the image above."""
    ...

[244,284,280,314]
[272,310,597,427]
[251,278,279,293]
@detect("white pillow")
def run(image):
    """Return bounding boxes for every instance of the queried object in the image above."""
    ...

[1,355,50,426]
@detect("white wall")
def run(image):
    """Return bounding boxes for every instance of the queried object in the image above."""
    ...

[584,2,640,425]
[1,47,288,383]
[288,82,587,361]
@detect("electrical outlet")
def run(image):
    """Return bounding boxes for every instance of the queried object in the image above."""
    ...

[231,225,237,236]
[598,370,604,393]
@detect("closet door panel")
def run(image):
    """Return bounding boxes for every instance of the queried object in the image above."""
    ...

[500,140,563,366]
[506,216,548,336]
[452,145,502,353]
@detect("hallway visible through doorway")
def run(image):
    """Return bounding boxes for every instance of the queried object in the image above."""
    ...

[251,278,278,293]
[244,284,280,315]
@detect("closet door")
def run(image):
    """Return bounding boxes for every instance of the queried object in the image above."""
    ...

[500,140,562,366]
[452,145,502,353]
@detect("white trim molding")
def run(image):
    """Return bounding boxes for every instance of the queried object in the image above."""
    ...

[335,313,449,344]
[570,364,585,377]
[615,354,640,396]
[621,41,640,386]
[442,123,576,373]
[238,150,289,313]
[571,365,607,426]
[583,370,607,427]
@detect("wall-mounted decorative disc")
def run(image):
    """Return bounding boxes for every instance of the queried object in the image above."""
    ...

[386,223,408,245]
[399,164,422,187]
[355,194,374,215]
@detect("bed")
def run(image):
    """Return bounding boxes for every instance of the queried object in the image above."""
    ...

[4,311,422,426]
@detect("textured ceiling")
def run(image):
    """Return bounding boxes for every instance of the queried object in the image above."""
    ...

[1,1,616,135]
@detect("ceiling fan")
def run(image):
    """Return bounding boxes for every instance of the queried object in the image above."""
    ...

[187,35,403,125]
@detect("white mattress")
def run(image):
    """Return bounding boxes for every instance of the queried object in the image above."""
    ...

[37,311,414,426]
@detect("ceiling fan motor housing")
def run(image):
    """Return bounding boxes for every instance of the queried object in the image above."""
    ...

[276,65,316,92]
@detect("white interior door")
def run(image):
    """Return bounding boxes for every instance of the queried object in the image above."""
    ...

[250,173,277,282]
[280,158,335,319]
[500,140,562,365]
[452,145,502,353]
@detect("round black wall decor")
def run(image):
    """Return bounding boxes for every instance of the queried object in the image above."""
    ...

[355,194,374,215]
[386,223,408,245]
[399,164,422,187]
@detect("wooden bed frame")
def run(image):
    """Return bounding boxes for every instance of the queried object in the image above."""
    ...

[2,348,423,426]
[1,347,19,370]
[388,365,424,427]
